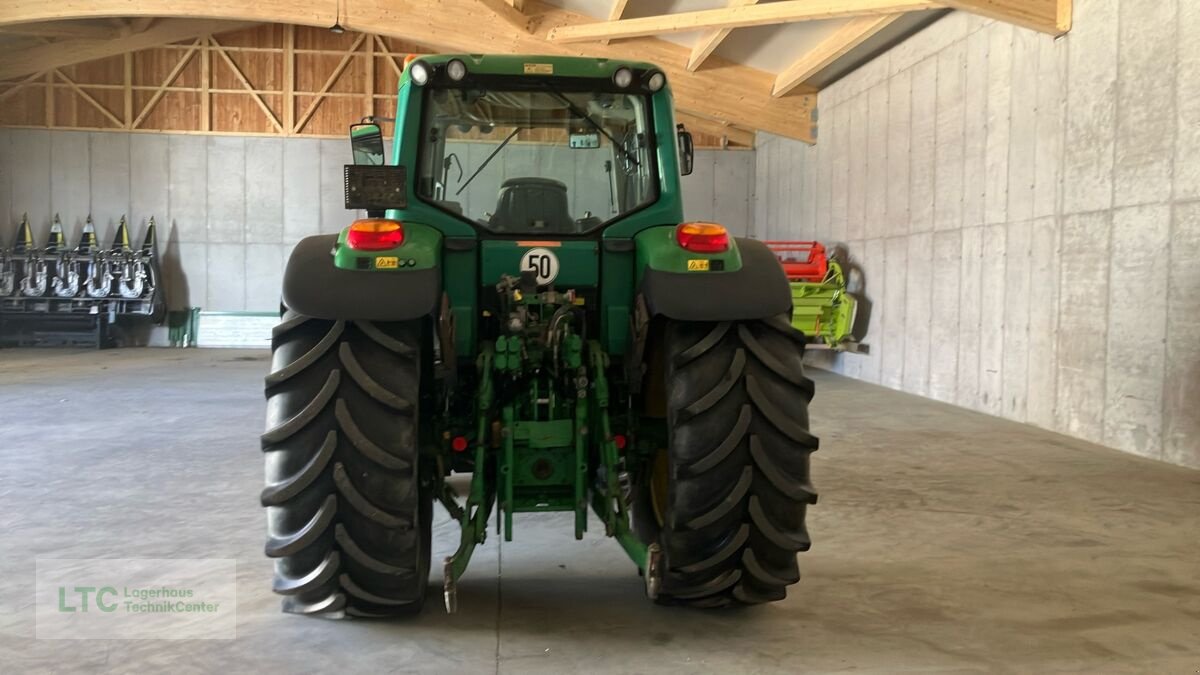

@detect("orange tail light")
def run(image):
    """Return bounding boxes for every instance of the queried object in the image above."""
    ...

[347,218,404,250]
[675,222,729,253]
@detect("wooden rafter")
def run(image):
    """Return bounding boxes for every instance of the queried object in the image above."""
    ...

[0,25,741,147]
[294,33,367,133]
[210,34,284,132]
[374,35,404,77]
[364,34,375,118]
[123,51,132,125]
[0,0,818,142]
[606,0,630,22]
[111,17,155,37]
[0,70,46,102]
[676,109,755,148]
[133,38,202,129]
[283,24,294,131]
[201,36,210,131]
[128,17,156,34]
[772,14,903,97]
[546,0,938,43]
[686,0,758,73]
[44,70,53,125]
[475,0,536,32]
[0,21,118,40]
[600,0,630,46]
[941,0,1070,35]
[1056,0,1071,32]
[54,69,124,128]
[0,19,254,80]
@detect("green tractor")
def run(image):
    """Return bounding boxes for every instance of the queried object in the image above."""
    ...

[261,55,819,616]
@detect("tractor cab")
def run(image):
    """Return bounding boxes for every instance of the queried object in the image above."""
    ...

[347,55,693,236]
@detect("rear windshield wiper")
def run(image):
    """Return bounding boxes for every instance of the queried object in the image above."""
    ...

[456,126,523,196]
[544,86,639,168]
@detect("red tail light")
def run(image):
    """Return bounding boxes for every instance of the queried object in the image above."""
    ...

[347,218,403,250]
[675,222,729,253]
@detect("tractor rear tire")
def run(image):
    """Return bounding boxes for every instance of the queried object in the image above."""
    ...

[261,311,431,617]
[638,315,818,607]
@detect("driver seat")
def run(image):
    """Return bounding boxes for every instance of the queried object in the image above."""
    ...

[489,178,575,232]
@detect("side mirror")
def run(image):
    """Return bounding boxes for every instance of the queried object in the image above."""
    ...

[350,123,386,166]
[677,124,694,176]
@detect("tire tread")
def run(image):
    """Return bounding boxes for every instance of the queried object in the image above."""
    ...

[652,314,818,607]
[261,315,428,617]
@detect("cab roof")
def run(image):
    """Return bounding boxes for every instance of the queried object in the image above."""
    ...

[409,54,660,80]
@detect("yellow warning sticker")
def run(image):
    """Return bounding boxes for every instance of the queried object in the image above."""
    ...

[375,256,399,269]
[524,63,554,75]
[687,259,710,271]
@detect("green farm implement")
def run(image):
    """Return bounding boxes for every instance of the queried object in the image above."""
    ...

[261,55,819,616]
[767,241,861,352]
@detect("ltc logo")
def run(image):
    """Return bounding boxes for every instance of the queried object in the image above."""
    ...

[520,247,560,286]
[58,586,119,612]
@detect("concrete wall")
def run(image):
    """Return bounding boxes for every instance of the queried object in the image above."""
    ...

[755,3,1200,469]
[0,129,752,311]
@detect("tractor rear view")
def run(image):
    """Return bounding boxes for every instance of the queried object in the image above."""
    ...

[260,55,819,616]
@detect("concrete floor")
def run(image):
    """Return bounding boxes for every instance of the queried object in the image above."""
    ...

[0,348,1197,673]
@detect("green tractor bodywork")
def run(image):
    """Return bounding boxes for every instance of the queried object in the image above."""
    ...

[267,54,817,615]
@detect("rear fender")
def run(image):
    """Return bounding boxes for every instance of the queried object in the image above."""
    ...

[281,223,442,321]
[635,227,791,322]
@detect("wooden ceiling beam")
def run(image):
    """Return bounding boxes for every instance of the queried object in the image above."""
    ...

[546,0,939,44]
[941,0,1070,35]
[294,33,367,133]
[772,14,903,97]
[686,0,758,73]
[132,38,202,128]
[676,109,755,148]
[606,0,631,22]
[0,21,120,40]
[128,17,157,34]
[0,70,46,101]
[600,0,630,45]
[54,68,124,127]
[0,19,255,80]
[475,0,536,33]
[0,0,817,142]
[210,34,284,132]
